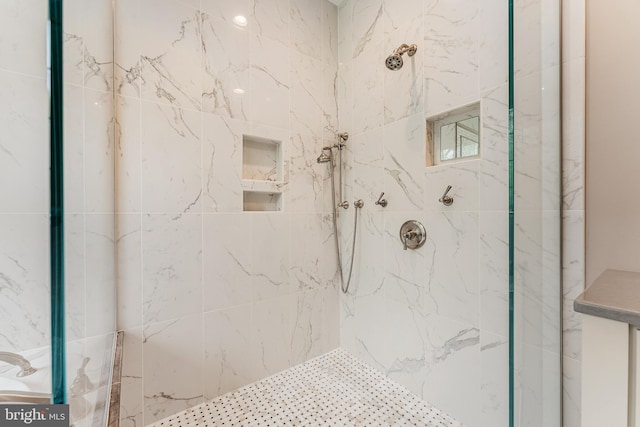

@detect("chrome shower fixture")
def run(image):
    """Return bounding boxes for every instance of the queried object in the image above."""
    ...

[317,149,332,164]
[385,43,418,70]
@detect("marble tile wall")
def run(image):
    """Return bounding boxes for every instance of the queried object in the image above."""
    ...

[337,0,568,426]
[1,1,117,426]
[115,0,340,425]
[561,1,586,426]
[337,1,510,425]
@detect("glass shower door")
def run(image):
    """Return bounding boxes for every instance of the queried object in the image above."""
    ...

[510,0,562,426]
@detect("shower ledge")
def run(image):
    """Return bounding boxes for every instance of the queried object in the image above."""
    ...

[574,269,640,327]
[149,348,463,427]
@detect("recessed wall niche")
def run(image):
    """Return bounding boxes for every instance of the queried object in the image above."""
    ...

[242,134,283,211]
[426,102,481,166]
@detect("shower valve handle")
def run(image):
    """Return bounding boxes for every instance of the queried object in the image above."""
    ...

[375,192,388,208]
[439,185,454,206]
[339,201,350,209]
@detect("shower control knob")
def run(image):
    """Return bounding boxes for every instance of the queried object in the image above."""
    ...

[399,220,426,251]
[339,201,350,209]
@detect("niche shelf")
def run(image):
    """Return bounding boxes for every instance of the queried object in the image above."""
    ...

[242,134,284,211]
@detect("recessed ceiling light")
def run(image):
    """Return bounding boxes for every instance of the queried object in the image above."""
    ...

[233,88,245,94]
[233,15,248,27]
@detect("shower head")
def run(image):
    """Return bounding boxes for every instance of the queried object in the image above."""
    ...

[317,149,332,164]
[385,43,417,70]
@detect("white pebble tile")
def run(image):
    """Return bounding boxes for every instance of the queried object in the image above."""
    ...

[150,348,463,426]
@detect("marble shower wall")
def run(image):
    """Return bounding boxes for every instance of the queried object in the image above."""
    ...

[561,1,586,426]
[337,0,561,426]
[337,1,510,425]
[1,1,117,426]
[115,1,340,425]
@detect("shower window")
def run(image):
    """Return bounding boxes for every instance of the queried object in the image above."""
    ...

[426,103,480,166]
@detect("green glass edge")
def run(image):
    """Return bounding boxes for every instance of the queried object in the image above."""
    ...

[508,0,515,425]
[49,0,67,405]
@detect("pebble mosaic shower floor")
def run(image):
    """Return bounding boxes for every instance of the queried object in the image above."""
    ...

[150,348,463,427]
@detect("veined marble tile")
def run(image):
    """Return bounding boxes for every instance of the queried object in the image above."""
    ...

[480,332,509,427]
[0,71,48,214]
[383,1,424,125]
[514,73,543,213]
[142,213,202,324]
[64,84,85,214]
[84,88,115,214]
[322,0,339,66]
[116,214,142,331]
[290,0,322,60]
[251,213,292,300]
[143,315,204,424]
[140,101,202,214]
[85,214,116,337]
[249,33,290,130]
[348,128,384,205]
[82,0,114,91]
[479,84,509,212]
[321,62,339,140]
[479,211,509,337]
[0,0,47,77]
[384,299,429,397]
[382,211,428,310]
[115,95,141,213]
[561,58,585,211]
[347,210,385,298]
[201,0,252,29]
[0,214,50,351]
[423,0,479,117]
[204,305,257,400]
[424,160,480,213]
[422,313,480,427]
[252,0,290,48]
[337,61,353,134]
[202,115,244,213]
[352,54,384,135]
[63,0,84,87]
[201,14,249,120]
[562,356,581,427]
[289,133,325,212]
[515,342,544,427]
[562,210,583,361]
[514,211,544,349]
[339,293,390,373]
[478,0,508,92]
[251,294,295,379]
[202,213,252,311]
[139,0,202,111]
[114,0,141,97]
[337,0,353,64]
[541,211,561,353]
[383,113,426,212]
[290,214,329,291]
[322,285,340,350]
[65,214,85,341]
[424,211,480,328]
[291,289,326,365]
[119,328,143,427]
[290,54,323,139]
[351,0,384,61]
